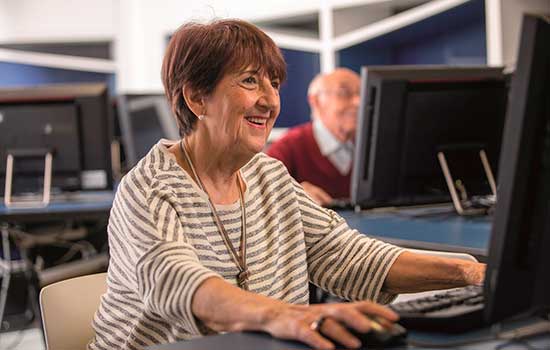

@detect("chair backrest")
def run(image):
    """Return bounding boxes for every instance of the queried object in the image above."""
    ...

[40,272,107,350]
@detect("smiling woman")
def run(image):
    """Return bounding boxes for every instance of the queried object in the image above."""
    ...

[88,19,485,350]
[161,20,286,139]
[180,66,281,160]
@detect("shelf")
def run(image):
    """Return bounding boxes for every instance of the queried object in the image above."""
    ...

[333,0,470,50]
[0,48,115,73]
[338,0,487,69]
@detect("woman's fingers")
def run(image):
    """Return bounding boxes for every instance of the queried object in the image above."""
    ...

[308,301,398,336]
[263,307,335,350]
[318,317,361,349]
[297,325,335,350]
[328,307,375,333]
[355,300,399,322]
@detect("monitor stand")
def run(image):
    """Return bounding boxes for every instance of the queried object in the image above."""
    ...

[4,149,53,208]
[437,149,497,216]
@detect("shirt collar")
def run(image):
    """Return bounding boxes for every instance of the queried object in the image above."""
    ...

[312,118,353,155]
[313,118,340,155]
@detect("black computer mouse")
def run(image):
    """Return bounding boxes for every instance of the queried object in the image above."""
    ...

[344,322,408,349]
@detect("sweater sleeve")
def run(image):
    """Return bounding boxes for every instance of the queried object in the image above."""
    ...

[134,180,220,336]
[292,180,404,304]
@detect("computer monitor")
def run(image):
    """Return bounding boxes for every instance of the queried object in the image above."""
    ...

[351,66,508,209]
[0,83,113,198]
[484,14,550,323]
[117,94,178,168]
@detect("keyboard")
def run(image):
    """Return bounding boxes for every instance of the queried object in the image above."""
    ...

[390,285,486,333]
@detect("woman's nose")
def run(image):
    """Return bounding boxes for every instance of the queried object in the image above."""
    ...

[258,83,280,111]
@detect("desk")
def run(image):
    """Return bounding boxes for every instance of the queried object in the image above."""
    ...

[0,191,115,285]
[0,191,115,223]
[338,206,491,260]
[148,318,550,350]
[1,197,489,253]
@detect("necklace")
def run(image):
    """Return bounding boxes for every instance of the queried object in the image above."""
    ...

[179,140,250,290]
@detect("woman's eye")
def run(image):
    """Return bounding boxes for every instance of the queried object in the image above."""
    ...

[242,76,258,85]
[271,80,281,90]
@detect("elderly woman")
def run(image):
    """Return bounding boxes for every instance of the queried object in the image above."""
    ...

[89,19,484,350]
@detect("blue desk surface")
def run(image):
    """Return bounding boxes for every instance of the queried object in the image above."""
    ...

[338,206,492,256]
[2,197,490,255]
[0,191,115,222]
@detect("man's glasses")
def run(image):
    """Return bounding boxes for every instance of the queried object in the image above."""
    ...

[321,88,360,100]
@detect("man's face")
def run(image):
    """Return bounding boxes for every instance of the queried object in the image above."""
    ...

[314,69,361,143]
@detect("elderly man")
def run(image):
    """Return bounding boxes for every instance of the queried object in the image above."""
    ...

[267,68,360,206]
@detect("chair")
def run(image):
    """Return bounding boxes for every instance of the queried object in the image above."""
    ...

[392,249,478,304]
[39,272,107,350]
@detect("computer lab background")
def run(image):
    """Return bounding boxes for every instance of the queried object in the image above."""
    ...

[0,1,548,349]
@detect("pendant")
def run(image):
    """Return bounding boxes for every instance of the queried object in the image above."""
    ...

[237,269,250,290]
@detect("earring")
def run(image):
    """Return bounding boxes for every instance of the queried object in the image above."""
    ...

[197,114,205,121]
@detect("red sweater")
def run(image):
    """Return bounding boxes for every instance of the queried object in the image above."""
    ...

[266,122,351,199]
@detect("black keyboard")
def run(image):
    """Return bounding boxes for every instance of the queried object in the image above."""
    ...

[390,286,486,333]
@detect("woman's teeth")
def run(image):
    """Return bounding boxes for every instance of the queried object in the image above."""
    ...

[246,117,266,125]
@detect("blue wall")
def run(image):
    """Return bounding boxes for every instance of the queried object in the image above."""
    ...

[339,0,486,73]
[0,62,115,93]
[277,48,320,127]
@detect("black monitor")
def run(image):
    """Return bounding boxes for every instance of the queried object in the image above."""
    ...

[351,66,508,208]
[0,83,113,197]
[484,14,550,323]
[117,94,178,168]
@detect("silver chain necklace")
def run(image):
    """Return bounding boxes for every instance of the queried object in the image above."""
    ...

[179,140,250,290]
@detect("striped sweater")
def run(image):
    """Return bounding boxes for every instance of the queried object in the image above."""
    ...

[89,140,403,350]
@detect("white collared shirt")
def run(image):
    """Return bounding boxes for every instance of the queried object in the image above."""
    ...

[312,119,354,175]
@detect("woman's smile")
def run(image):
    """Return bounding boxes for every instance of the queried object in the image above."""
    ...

[244,115,269,129]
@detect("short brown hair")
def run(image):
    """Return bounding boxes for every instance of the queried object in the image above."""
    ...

[161,19,287,137]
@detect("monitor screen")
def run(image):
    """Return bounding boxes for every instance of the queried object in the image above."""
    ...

[484,14,550,323]
[0,83,113,196]
[351,66,508,208]
[400,80,506,198]
[117,94,178,168]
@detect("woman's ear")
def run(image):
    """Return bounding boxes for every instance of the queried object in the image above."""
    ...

[182,86,205,119]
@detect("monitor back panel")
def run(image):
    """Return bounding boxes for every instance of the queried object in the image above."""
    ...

[352,66,507,207]
[0,102,82,194]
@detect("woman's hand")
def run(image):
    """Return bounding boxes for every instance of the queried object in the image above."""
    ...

[193,278,398,349]
[460,261,486,286]
[261,301,399,350]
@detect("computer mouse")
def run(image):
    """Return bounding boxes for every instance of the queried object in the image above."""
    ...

[345,321,408,349]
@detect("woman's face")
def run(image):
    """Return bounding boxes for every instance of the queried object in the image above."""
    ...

[200,67,281,157]
[199,69,280,156]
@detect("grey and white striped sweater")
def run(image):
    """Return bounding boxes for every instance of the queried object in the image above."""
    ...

[88,140,403,350]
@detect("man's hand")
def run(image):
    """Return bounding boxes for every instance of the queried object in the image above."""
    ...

[301,181,333,206]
